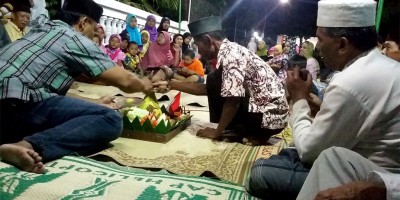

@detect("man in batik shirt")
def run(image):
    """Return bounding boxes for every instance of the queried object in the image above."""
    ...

[159,16,289,145]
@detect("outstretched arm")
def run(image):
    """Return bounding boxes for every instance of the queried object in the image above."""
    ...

[98,66,152,93]
[169,81,207,96]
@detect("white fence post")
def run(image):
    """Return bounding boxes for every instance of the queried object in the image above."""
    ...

[94,0,189,35]
[117,20,124,34]
[111,18,119,35]
[105,17,113,44]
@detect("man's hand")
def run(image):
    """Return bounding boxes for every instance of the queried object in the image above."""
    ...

[287,68,313,103]
[141,77,153,94]
[269,64,281,73]
[152,80,170,93]
[197,127,222,140]
[307,93,322,117]
[314,181,386,200]
[98,96,123,109]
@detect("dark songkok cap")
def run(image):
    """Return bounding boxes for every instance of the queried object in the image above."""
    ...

[5,0,32,13]
[188,16,222,37]
[62,0,103,23]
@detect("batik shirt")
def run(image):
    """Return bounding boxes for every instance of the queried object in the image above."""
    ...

[0,20,115,102]
[217,39,289,129]
[124,53,141,75]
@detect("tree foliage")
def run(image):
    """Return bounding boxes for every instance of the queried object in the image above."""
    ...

[118,0,180,21]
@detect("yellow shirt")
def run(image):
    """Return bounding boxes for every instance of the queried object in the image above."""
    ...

[4,20,28,42]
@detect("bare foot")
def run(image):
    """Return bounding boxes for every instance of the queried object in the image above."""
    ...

[0,142,45,173]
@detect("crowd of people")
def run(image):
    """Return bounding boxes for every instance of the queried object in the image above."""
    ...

[0,0,399,199]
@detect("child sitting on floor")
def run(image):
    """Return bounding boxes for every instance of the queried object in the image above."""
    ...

[173,50,205,83]
[140,30,151,58]
[123,41,141,75]
[120,35,129,53]
[140,31,180,80]
[105,34,126,67]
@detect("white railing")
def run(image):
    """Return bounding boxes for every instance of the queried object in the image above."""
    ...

[93,0,189,45]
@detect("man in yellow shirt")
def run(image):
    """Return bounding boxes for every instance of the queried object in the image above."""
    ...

[4,0,32,42]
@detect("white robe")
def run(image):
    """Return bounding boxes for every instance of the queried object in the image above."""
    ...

[29,0,49,27]
[290,49,400,173]
[247,41,257,53]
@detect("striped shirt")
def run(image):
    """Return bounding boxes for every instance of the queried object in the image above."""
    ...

[0,20,115,102]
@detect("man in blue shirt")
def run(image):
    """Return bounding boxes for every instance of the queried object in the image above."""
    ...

[0,0,152,173]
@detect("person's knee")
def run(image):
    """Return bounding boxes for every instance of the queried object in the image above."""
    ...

[246,159,270,196]
[320,146,348,160]
[101,109,123,141]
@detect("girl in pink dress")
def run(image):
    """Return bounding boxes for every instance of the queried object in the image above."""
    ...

[105,34,126,67]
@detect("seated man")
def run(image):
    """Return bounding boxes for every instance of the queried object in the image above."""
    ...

[173,50,205,83]
[299,147,397,200]
[0,0,152,174]
[3,0,32,42]
[156,16,289,145]
[247,0,400,199]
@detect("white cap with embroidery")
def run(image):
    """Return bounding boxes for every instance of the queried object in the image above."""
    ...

[317,0,377,28]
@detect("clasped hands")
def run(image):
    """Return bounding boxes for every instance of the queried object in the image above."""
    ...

[287,68,322,113]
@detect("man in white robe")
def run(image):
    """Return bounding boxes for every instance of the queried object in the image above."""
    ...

[298,147,399,200]
[246,0,400,199]
[247,37,257,53]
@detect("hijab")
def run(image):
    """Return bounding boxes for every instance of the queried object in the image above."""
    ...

[125,14,142,45]
[301,41,314,59]
[269,47,276,57]
[141,31,174,69]
[144,15,157,42]
[106,34,122,61]
[182,32,192,53]
[140,30,151,58]
[275,45,283,55]
[256,41,268,57]
[157,17,170,32]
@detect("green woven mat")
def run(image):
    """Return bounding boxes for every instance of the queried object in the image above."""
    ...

[0,156,258,200]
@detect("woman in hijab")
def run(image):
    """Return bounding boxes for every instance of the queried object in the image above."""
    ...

[157,17,170,33]
[121,14,142,46]
[141,31,180,74]
[105,34,126,67]
[96,24,107,53]
[143,15,157,43]
[268,44,289,82]
[140,30,151,58]
[300,41,319,80]
[182,32,192,53]
[256,40,268,61]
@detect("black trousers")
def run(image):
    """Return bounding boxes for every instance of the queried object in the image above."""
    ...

[206,68,282,139]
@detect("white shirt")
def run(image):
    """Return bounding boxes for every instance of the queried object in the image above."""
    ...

[290,49,400,172]
[369,171,400,200]
[247,41,257,53]
[306,57,319,80]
